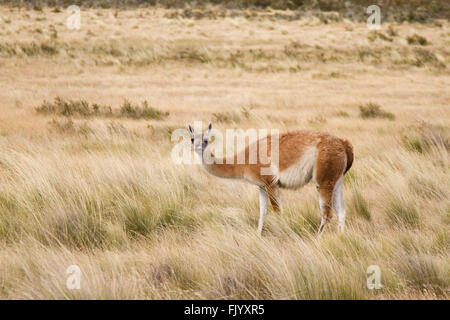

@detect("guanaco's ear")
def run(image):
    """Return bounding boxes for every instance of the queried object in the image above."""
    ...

[204,122,212,138]
[188,124,194,135]
[205,122,212,137]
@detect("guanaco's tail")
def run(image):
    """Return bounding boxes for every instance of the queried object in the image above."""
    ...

[343,139,354,174]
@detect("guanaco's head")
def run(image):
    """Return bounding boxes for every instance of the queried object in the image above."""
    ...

[188,122,212,154]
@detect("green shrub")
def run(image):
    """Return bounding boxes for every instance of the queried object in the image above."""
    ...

[407,34,429,46]
[359,103,395,120]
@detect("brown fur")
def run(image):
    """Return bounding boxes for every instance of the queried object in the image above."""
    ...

[343,139,354,174]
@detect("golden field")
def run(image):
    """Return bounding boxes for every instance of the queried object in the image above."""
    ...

[0,6,448,299]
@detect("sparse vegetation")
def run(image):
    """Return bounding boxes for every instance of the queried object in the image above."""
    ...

[36,97,169,120]
[0,1,448,22]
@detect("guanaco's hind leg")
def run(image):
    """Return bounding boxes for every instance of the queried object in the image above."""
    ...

[317,175,346,235]
[317,187,334,235]
[332,175,346,232]
[315,140,347,235]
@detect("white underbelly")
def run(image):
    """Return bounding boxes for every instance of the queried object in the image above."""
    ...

[278,146,317,189]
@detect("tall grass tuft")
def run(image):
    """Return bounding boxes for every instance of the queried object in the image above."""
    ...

[399,255,448,295]
[386,200,420,229]
[350,187,371,221]
[402,122,449,153]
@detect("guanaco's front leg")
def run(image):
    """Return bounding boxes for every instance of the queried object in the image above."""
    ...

[257,186,269,236]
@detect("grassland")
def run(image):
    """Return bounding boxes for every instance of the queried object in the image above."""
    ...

[0,6,448,299]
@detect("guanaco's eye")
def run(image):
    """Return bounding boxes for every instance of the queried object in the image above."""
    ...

[191,138,194,143]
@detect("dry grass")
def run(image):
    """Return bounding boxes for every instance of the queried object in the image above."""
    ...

[0,7,448,299]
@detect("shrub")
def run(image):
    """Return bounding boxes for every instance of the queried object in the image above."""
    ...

[368,31,393,42]
[20,42,58,56]
[141,101,170,120]
[359,103,395,120]
[407,34,429,46]
[336,110,349,117]
[212,111,241,123]
[36,97,168,120]
[413,48,443,68]
[120,100,169,120]
[36,97,93,117]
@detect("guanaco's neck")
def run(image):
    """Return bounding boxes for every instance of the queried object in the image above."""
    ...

[196,148,243,180]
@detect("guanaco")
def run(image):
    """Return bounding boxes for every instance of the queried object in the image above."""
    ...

[188,123,353,235]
